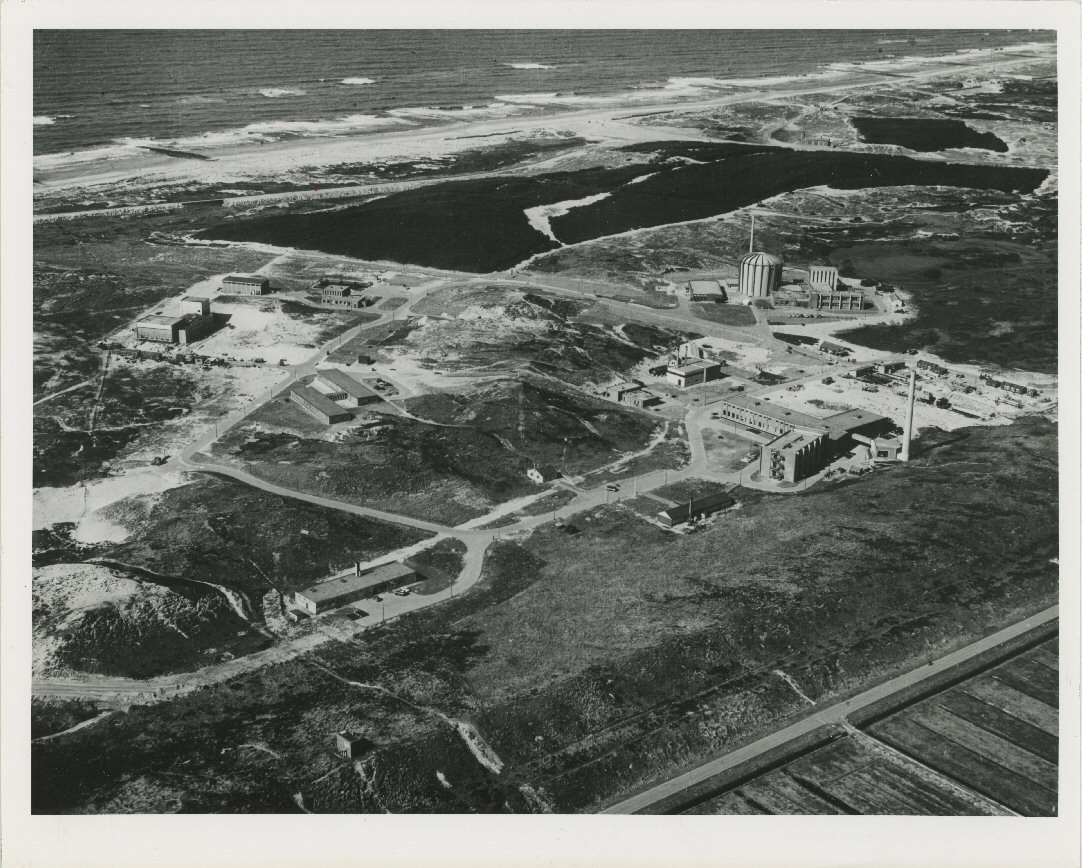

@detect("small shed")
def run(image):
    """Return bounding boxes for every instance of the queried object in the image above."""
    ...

[526,465,561,484]
[335,731,370,759]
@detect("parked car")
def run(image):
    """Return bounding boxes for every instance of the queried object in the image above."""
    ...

[606,484,620,492]
[393,588,411,597]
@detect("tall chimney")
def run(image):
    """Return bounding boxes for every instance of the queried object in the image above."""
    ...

[900,369,916,462]
[749,213,756,253]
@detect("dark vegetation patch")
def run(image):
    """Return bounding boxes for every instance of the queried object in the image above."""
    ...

[690,302,757,326]
[197,165,653,272]
[33,362,202,487]
[213,377,659,525]
[850,117,1008,153]
[197,144,1045,272]
[101,476,431,604]
[31,698,101,740]
[408,539,468,594]
[42,581,255,678]
[32,417,1058,813]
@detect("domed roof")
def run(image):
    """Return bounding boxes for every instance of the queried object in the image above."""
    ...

[739,251,783,266]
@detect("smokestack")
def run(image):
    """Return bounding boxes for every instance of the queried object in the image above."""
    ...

[749,213,756,253]
[355,561,361,576]
[900,369,916,461]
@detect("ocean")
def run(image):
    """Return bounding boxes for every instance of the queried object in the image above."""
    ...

[32,29,1052,158]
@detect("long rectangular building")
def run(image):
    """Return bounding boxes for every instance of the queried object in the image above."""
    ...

[222,274,269,296]
[290,384,352,425]
[657,491,734,527]
[314,369,381,407]
[294,562,416,615]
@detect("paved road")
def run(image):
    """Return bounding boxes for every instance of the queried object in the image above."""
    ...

[600,605,1059,814]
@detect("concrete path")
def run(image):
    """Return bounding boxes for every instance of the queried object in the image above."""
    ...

[600,605,1059,814]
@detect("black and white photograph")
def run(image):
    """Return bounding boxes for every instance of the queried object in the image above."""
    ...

[2,2,1079,867]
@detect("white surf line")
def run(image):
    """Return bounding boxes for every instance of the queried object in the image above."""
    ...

[524,192,612,244]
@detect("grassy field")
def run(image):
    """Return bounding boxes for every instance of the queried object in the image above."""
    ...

[32,417,1059,813]
[690,303,756,327]
[213,375,663,524]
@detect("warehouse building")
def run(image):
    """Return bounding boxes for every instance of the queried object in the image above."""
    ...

[819,341,851,357]
[716,394,824,437]
[290,384,352,425]
[222,274,269,296]
[293,562,416,615]
[666,360,723,388]
[918,359,950,377]
[657,490,734,527]
[135,297,216,345]
[314,369,381,407]
[685,280,725,302]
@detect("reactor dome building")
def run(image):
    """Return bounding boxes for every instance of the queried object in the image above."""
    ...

[738,251,784,298]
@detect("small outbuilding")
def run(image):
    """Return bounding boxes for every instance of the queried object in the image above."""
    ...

[335,731,371,759]
[526,466,561,484]
[657,491,734,527]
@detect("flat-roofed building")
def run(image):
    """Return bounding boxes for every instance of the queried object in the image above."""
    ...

[686,280,725,302]
[135,314,182,343]
[314,369,381,407]
[180,296,211,317]
[810,288,864,311]
[760,427,829,484]
[222,274,269,296]
[657,490,734,527]
[666,360,722,388]
[290,384,353,425]
[819,341,851,357]
[716,394,824,436]
[294,562,416,615]
[320,281,372,309]
[605,381,643,403]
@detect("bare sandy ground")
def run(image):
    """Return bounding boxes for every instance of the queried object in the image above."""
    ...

[33,45,1052,196]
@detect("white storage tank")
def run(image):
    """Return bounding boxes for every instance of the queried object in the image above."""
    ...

[738,252,783,297]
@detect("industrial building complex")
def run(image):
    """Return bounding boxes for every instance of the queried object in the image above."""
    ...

[289,368,384,425]
[134,296,217,345]
[718,393,896,484]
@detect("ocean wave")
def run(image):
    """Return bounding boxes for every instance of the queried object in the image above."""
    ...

[33,115,56,125]
[259,87,306,98]
[342,77,376,85]
[506,63,554,70]
[386,102,526,121]
[34,113,419,168]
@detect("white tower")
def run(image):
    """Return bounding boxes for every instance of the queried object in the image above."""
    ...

[900,369,916,462]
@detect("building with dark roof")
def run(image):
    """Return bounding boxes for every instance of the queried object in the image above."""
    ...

[222,275,269,296]
[290,384,352,425]
[526,465,561,484]
[819,341,851,356]
[666,360,722,388]
[657,491,734,527]
[294,562,416,615]
[314,369,381,407]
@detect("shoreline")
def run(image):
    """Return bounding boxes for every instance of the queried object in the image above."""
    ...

[33,44,1054,197]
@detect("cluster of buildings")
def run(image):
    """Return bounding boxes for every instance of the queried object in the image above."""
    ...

[293,561,415,615]
[717,393,899,483]
[135,296,217,345]
[604,380,661,408]
[318,278,376,309]
[290,368,383,425]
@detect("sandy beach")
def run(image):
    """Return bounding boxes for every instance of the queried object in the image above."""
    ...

[33,44,1053,198]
